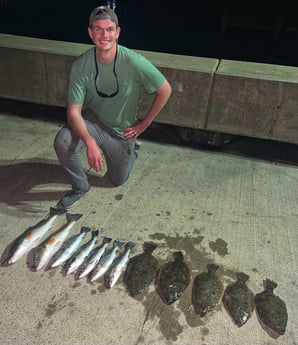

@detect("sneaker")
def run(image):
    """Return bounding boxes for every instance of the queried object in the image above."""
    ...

[56,187,90,209]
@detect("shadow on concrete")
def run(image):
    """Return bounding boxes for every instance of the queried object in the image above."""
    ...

[0,160,112,207]
[2,98,298,167]
[141,123,298,167]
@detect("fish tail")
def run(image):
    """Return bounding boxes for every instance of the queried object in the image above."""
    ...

[173,251,184,261]
[80,226,91,234]
[236,272,249,283]
[207,263,219,273]
[113,240,125,248]
[92,230,99,238]
[143,241,157,254]
[49,207,68,216]
[103,237,112,244]
[125,241,136,250]
[66,213,83,223]
[265,278,278,291]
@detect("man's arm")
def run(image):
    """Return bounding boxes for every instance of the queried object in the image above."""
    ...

[67,103,103,172]
[123,79,172,139]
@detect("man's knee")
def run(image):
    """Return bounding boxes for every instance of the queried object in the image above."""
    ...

[109,174,129,187]
[54,127,72,155]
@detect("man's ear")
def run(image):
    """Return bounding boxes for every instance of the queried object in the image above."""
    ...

[87,27,93,41]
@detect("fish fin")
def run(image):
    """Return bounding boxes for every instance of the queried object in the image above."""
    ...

[207,263,219,273]
[173,251,184,261]
[236,272,249,283]
[92,230,99,238]
[66,213,83,223]
[103,237,112,244]
[143,242,157,254]
[264,278,278,291]
[125,242,136,250]
[113,240,125,247]
[50,207,68,216]
[80,226,91,233]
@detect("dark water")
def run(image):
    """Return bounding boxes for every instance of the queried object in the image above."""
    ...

[1,0,298,67]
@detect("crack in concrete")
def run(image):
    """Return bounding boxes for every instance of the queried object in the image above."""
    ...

[134,296,159,345]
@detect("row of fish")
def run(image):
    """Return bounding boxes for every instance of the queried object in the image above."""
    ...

[4,207,137,288]
[153,251,287,339]
[3,208,288,338]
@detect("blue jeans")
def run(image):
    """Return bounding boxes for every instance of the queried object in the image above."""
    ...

[54,108,137,191]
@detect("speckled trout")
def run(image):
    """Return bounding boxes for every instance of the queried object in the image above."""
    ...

[104,241,136,288]
[76,236,112,279]
[62,229,99,276]
[7,207,67,265]
[50,226,91,268]
[34,213,83,271]
[88,240,124,283]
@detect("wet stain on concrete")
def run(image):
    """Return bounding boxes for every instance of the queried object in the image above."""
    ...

[71,282,81,289]
[90,289,97,295]
[96,283,106,293]
[115,194,123,201]
[44,293,70,318]
[149,230,206,270]
[208,238,228,257]
[48,270,57,278]
[45,303,56,317]
[141,292,184,342]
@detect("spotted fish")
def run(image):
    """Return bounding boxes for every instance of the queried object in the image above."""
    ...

[104,241,136,288]
[192,263,224,317]
[124,242,159,297]
[75,236,112,280]
[6,207,67,265]
[88,240,124,283]
[49,226,90,268]
[255,279,288,338]
[222,272,254,327]
[62,229,99,276]
[156,251,191,305]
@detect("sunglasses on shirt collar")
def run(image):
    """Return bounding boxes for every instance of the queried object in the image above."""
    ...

[93,46,119,98]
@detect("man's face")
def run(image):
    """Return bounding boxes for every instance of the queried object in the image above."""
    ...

[88,19,120,51]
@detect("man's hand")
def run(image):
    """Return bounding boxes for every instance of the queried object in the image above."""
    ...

[123,120,147,139]
[123,79,171,140]
[86,138,103,172]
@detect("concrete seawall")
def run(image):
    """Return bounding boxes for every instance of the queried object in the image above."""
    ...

[1,33,298,144]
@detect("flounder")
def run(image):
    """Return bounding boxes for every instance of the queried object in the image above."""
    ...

[124,242,159,297]
[156,251,190,305]
[255,279,288,338]
[222,272,254,327]
[192,263,224,317]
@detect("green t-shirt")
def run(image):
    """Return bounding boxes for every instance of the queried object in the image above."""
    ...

[68,44,165,135]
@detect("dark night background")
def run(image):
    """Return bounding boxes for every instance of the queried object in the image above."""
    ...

[1,0,298,67]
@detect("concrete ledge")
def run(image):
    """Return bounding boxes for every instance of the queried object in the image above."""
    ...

[0,34,218,131]
[1,33,298,144]
[207,60,298,143]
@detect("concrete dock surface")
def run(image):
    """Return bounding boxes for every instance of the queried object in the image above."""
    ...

[0,111,297,345]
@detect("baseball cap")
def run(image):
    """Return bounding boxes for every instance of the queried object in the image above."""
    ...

[89,6,119,27]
